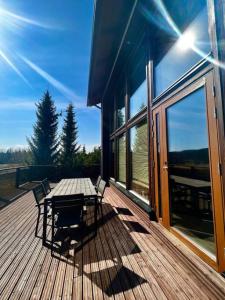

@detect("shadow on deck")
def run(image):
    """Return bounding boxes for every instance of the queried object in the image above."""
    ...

[0,187,225,299]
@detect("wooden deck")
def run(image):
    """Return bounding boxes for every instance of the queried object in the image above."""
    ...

[0,186,225,300]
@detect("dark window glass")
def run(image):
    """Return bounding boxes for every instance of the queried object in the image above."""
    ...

[130,120,149,199]
[129,41,147,118]
[110,140,115,178]
[117,92,125,128]
[167,87,215,255]
[155,4,210,97]
[118,134,126,184]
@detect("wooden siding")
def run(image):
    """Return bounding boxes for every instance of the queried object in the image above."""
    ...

[0,187,225,299]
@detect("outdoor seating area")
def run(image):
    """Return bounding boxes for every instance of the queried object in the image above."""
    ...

[0,181,225,299]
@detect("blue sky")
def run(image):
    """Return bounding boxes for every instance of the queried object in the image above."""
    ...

[0,0,100,151]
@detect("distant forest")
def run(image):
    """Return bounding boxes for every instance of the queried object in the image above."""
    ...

[0,148,31,165]
[0,146,101,167]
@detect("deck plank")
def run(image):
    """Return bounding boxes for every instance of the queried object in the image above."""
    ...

[0,186,225,299]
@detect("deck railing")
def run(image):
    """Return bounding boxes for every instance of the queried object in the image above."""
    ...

[0,164,100,208]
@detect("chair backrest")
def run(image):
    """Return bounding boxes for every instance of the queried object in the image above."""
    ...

[98,179,106,197]
[52,193,84,214]
[95,176,101,188]
[42,178,51,195]
[33,184,46,206]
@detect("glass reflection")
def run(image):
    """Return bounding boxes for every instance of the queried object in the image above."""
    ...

[118,134,126,184]
[130,79,147,118]
[155,5,211,97]
[117,92,125,128]
[130,120,149,199]
[167,87,216,255]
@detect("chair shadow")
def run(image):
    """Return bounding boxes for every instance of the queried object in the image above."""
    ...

[122,220,151,234]
[85,264,147,297]
[41,202,146,297]
[114,207,134,216]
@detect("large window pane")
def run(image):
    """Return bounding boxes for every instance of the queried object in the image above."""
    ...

[130,79,147,119]
[130,120,149,199]
[129,40,147,118]
[167,87,215,255]
[118,134,126,184]
[154,4,210,97]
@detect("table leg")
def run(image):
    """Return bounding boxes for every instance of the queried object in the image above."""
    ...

[42,199,47,246]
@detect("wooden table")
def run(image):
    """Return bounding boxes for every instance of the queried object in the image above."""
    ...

[42,178,98,245]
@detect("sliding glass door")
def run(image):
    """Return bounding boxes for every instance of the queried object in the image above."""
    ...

[153,72,225,270]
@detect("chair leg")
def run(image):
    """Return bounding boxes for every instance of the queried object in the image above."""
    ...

[51,215,54,254]
[35,208,41,237]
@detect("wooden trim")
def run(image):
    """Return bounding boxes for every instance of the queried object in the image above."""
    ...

[156,71,225,272]
[147,59,154,209]
[170,227,218,270]
[208,0,225,242]
[153,107,163,220]
[205,72,225,272]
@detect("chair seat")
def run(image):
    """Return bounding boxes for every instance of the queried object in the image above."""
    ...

[55,210,82,228]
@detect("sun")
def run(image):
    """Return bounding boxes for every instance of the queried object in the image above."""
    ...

[177,31,196,51]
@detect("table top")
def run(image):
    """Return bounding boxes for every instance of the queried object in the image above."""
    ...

[170,175,211,188]
[45,178,97,199]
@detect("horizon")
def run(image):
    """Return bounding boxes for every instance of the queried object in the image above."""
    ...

[0,0,100,152]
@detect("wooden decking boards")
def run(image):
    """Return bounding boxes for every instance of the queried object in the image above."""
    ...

[0,187,225,299]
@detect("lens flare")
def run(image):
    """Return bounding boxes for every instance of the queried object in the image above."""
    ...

[140,0,225,70]
[0,50,31,86]
[0,4,60,84]
[19,55,81,101]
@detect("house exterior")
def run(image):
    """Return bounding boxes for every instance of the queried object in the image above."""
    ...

[87,0,225,272]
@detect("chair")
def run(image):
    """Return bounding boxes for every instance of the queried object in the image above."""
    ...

[51,193,85,251]
[32,184,47,236]
[42,178,52,195]
[95,176,101,192]
[96,179,106,214]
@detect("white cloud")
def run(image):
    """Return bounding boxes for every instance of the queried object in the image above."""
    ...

[85,144,101,153]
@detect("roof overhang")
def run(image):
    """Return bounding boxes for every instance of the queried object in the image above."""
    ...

[87,0,135,106]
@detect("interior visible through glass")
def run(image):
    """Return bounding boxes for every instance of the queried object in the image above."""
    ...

[110,140,115,178]
[130,120,149,199]
[118,134,126,184]
[166,87,216,255]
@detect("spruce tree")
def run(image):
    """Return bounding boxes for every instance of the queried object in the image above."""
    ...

[61,103,80,166]
[28,90,59,165]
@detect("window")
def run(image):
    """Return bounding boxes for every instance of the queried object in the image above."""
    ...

[129,40,147,118]
[110,140,115,178]
[130,79,147,118]
[118,134,126,184]
[117,91,125,128]
[130,119,149,199]
[154,2,210,97]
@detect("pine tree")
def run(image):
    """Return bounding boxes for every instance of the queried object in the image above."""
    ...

[28,90,59,165]
[61,103,80,166]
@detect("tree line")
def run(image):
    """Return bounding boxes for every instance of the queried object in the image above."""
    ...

[0,91,100,167]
